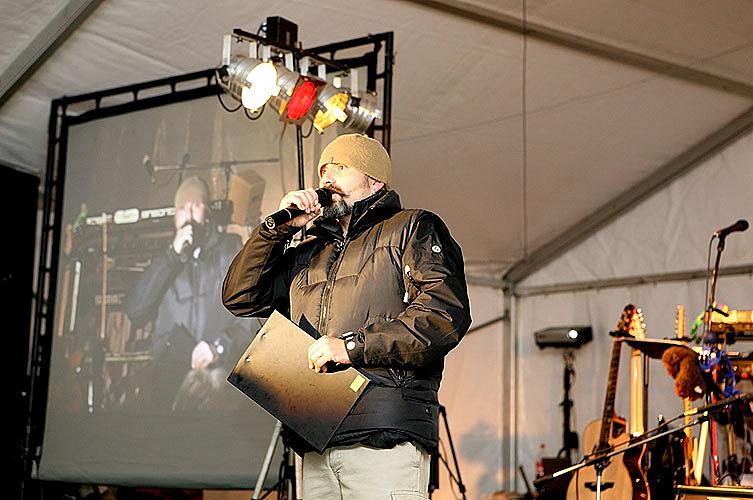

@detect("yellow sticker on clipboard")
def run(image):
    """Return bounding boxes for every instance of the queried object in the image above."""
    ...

[349,374,366,392]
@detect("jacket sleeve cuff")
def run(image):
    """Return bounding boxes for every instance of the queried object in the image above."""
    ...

[258,221,300,241]
[344,330,366,366]
[165,244,185,266]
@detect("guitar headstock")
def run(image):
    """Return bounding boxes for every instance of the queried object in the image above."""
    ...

[675,305,686,340]
[614,304,646,339]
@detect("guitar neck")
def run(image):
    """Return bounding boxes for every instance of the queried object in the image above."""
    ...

[676,305,694,429]
[629,349,645,436]
[597,337,623,449]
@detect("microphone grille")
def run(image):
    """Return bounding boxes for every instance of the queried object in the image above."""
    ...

[317,188,333,206]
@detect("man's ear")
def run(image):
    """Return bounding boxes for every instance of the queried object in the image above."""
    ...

[370,180,385,194]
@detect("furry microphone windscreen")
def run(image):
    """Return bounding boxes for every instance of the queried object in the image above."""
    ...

[661,346,707,401]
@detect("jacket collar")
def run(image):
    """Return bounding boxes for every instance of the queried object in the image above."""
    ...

[311,189,402,241]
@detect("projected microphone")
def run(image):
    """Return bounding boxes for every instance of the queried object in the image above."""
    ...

[143,154,154,183]
[714,219,749,238]
[264,188,334,230]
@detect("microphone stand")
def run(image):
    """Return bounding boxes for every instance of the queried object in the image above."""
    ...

[702,231,733,485]
[705,233,731,341]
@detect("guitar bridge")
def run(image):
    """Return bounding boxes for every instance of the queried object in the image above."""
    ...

[585,481,615,492]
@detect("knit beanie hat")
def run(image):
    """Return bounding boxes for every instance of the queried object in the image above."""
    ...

[317,134,392,188]
[174,176,209,209]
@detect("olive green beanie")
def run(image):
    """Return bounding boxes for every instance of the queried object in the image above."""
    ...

[174,176,209,209]
[317,134,392,188]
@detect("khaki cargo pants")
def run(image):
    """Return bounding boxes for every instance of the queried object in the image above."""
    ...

[302,441,431,499]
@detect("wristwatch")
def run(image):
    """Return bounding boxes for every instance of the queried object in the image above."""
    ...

[341,331,357,351]
[212,338,225,356]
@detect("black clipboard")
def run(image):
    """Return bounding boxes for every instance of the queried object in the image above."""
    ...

[227,311,370,453]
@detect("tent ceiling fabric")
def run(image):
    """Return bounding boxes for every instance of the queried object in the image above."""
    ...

[0,0,64,72]
[457,0,753,86]
[1,0,753,278]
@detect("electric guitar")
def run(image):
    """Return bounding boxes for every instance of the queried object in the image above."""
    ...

[566,305,650,500]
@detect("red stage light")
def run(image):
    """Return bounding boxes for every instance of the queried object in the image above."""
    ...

[287,80,318,120]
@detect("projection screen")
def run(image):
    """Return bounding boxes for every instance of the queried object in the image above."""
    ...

[39,92,337,488]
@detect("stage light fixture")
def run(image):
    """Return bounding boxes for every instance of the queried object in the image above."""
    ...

[287,78,321,120]
[272,67,326,123]
[311,85,349,133]
[218,32,384,133]
[343,91,381,133]
[218,56,281,112]
[242,61,280,111]
[534,326,592,349]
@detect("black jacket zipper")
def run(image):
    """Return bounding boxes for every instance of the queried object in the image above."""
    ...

[317,237,347,334]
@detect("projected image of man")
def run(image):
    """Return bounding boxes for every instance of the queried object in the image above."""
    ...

[127,176,249,411]
[222,134,472,499]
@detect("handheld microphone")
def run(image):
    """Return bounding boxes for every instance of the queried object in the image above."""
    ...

[177,220,206,260]
[264,188,334,230]
[714,219,749,238]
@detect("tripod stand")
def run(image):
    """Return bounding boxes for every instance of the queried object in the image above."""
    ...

[429,405,468,500]
[559,349,579,463]
[252,420,302,500]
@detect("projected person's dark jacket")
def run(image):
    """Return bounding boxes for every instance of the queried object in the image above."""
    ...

[222,189,471,454]
[128,228,246,365]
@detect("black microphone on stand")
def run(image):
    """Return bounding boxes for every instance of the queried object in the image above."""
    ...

[714,219,749,238]
[264,188,334,230]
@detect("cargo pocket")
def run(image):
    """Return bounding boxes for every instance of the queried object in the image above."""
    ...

[390,491,429,500]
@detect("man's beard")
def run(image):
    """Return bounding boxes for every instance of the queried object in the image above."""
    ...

[320,198,352,221]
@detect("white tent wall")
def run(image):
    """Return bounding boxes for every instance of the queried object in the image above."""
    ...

[438,284,511,499]
[521,128,753,288]
[513,127,753,487]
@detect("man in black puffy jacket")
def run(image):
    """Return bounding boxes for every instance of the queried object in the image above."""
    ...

[127,176,252,411]
[223,134,471,499]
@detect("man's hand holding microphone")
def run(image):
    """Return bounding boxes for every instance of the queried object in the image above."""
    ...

[265,187,334,229]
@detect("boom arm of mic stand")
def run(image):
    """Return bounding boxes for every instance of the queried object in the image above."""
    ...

[533,413,710,487]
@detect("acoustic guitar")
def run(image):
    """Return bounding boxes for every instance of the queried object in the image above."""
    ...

[566,305,650,500]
